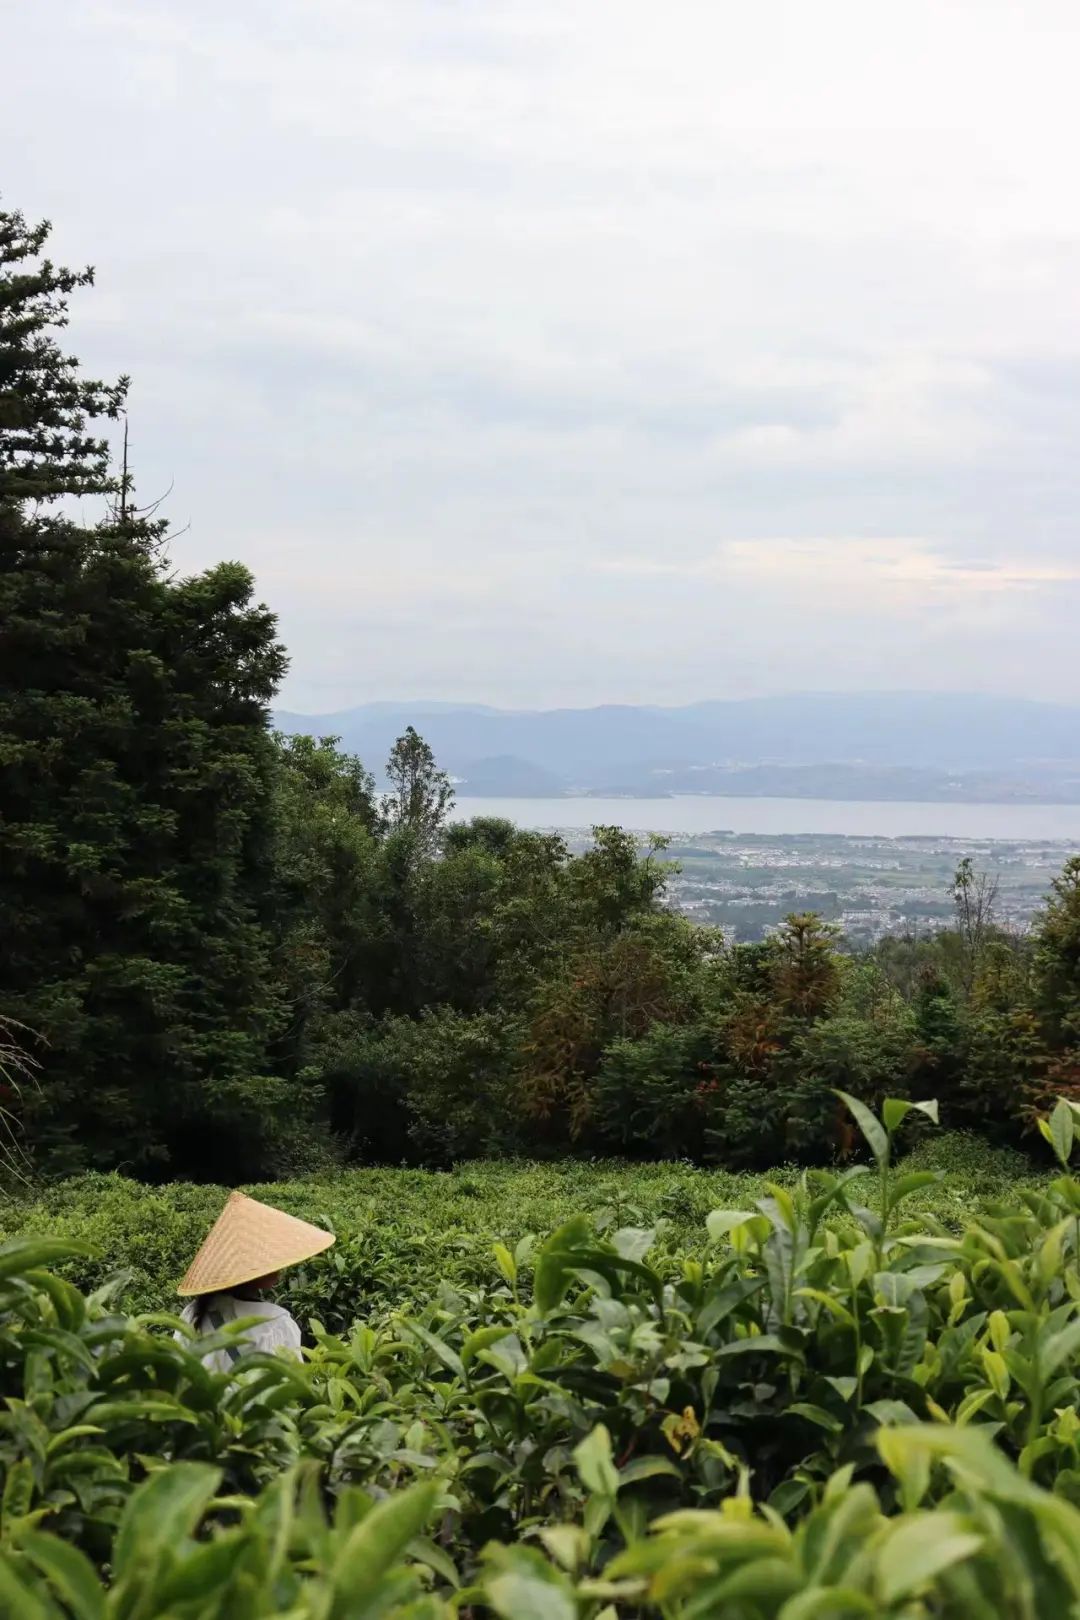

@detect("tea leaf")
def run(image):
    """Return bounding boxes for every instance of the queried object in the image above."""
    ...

[876,1512,984,1602]
[834,1092,887,1164]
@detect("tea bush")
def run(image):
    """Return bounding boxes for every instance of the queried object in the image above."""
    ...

[2,1101,1080,1613]
[0,1132,1043,1318]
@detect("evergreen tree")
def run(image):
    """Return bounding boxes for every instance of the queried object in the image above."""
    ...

[1035,856,1080,1048]
[383,726,454,851]
[0,208,288,1176]
[0,207,127,507]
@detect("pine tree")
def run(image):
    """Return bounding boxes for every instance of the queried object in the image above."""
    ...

[0,207,128,507]
[383,727,454,851]
[0,207,289,1176]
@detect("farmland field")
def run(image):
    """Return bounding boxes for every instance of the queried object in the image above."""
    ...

[0,1132,1044,1315]
[6,1118,1080,1614]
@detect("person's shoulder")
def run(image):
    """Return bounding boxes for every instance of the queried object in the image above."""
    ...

[214,1295,289,1322]
[239,1299,292,1322]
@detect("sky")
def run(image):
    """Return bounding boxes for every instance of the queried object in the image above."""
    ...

[6,0,1080,712]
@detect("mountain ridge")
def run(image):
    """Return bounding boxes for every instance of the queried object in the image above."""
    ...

[273,693,1080,802]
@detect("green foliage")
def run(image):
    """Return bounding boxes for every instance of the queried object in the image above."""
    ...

[382,726,454,853]
[1035,855,1080,1049]
[592,1022,717,1158]
[6,193,1080,1187]
[0,1141,1045,1317]
[345,1009,518,1164]
[4,1140,1080,1613]
[1,522,290,1177]
[0,207,127,507]
[521,909,718,1141]
[1,211,291,1179]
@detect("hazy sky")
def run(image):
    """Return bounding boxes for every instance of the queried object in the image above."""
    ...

[6,1,1080,711]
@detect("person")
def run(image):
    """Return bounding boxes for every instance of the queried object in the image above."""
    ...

[175,1189,335,1372]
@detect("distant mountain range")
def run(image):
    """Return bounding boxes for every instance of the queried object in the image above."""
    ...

[273,693,1080,803]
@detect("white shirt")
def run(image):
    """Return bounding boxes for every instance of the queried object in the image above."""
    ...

[177,1294,303,1373]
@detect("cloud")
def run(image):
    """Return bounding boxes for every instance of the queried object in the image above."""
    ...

[4,1,1080,707]
[603,539,1080,602]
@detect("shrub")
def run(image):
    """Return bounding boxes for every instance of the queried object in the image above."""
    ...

[590,1021,716,1157]
[2,1098,1080,1614]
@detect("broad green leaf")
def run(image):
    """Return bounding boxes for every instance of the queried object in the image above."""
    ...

[571,1248,664,1306]
[611,1226,656,1263]
[2,1459,33,1531]
[112,1463,222,1582]
[24,1270,85,1332]
[329,1481,437,1602]
[873,1270,914,1307]
[731,1214,774,1253]
[1041,1317,1080,1379]
[889,1171,942,1206]
[882,1098,915,1133]
[533,1215,594,1313]
[147,1536,248,1609]
[409,1535,460,1588]
[866,1399,920,1427]
[1037,1219,1070,1285]
[706,1210,759,1244]
[768,1478,812,1516]
[0,1554,52,1620]
[875,1512,983,1603]
[537,1524,589,1572]
[882,1097,939,1135]
[878,1424,1021,1498]
[252,1468,299,1586]
[696,1556,803,1604]
[850,1202,884,1242]
[44,1427,105,1458]
[0,1238,91,1281]
[980,1348,1010,1400]
[834,1091,888,1165]
[479,1333,528,1381]
[764,1184,798,1235]
[617,1456,683,1486]
[18,1533,104,1620]
[777,1591,877,1619]
[717,1334,789,1359]
[402,1320,465,1380]
[492,1242,517,1287]
[21,1326,97,1375]
[846,1241,874,1288]
[574,1424,620,1498]
[461,1325,513,1369]
[484,1546,577,1620]
[1051,1098,1076,1167]
[697,1276,764,1336]
[807,1165,872,1229]
[955,1387,996,1426]
[795,1287,856,1327]
[788,1402,843,1434]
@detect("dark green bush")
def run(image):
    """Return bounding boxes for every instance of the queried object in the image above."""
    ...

[2,1101,1080,1616]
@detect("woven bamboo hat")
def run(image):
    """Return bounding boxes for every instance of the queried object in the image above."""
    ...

[177,1191,335,1297]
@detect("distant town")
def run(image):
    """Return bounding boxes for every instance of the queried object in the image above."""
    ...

[556,828,1072,944]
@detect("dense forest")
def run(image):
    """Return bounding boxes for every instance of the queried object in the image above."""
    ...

[3,204,1080,1185]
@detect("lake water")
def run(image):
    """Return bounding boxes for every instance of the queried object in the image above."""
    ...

[450,795,1080,841]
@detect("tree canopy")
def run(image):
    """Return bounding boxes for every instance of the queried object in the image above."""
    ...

[1,200,1076,1180]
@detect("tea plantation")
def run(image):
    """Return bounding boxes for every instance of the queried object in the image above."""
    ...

[0,1131,1040,1318]
[6,1111,1080,1614]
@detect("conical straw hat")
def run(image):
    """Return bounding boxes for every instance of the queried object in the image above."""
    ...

[178,1191,335,1297]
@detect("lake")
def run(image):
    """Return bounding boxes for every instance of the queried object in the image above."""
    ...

[450,795,1080,841]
